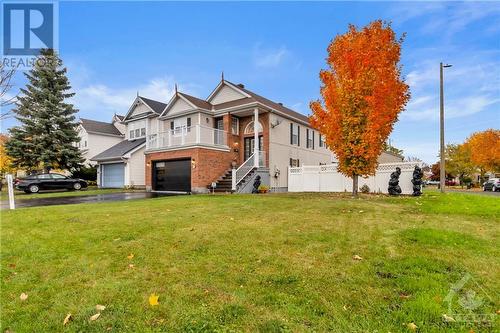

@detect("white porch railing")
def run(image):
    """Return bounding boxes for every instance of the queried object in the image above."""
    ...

[146,125,227,150]
[232,151,265,191]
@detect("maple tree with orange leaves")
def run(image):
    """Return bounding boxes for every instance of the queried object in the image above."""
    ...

[466,129,500,181]
[310,20,410,196]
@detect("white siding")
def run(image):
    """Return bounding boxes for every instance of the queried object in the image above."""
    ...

[268,114,334,190]
[127,146,145,187]
[167,98,193,116]
[130,103,151,117]
[77,126,123,166]
[210,85,246,105]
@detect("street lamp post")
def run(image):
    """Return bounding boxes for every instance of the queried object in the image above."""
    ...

[440,62,452,193]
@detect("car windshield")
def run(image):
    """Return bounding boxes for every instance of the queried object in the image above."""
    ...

[37,174,52,179]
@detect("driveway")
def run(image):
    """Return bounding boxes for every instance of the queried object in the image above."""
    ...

[446,189,500,197]
[1,192,175,209]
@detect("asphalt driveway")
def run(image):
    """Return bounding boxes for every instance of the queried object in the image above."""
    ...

[1,192,175,209]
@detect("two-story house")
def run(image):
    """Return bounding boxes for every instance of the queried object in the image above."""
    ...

[140,78,334,193]
[77,114,125,166]
[91,97,167,188]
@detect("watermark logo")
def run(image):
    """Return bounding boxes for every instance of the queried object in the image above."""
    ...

[444,273,496,324]
[1,1,58,69]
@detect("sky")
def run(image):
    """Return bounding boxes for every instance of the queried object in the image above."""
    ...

[1,1,499,164]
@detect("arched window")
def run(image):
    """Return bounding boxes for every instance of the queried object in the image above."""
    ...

[244,121,263,134]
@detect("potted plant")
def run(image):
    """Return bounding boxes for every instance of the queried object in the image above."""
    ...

[258,184,269,193]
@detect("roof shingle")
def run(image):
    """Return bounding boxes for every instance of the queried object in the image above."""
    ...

[91,138,146,161]
[80,118,123,136]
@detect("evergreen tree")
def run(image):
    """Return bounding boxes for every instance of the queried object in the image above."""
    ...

[6,49,82,173]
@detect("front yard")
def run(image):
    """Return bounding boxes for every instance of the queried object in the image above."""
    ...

[0,187,137,201]
[1,192,498,332]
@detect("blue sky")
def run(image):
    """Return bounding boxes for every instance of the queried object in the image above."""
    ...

[2,1,499,163]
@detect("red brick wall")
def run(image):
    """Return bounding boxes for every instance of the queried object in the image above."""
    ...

[145,147,233,192]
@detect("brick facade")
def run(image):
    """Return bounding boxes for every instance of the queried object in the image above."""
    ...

[145,147,233,193]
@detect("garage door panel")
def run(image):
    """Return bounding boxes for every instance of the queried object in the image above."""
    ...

[102,163,125,188]
[153,159,191,192]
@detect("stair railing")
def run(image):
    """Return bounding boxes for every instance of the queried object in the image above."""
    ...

[232,152,258,191]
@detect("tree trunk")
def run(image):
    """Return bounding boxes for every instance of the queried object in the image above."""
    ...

[352,174,358,197]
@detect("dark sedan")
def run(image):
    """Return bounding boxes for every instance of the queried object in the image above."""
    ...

[483,178,500,192]
[15,173,88,193]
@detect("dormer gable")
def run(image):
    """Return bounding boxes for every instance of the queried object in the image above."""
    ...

[159,91,211,118]
[123,96,166,122]
[207,80,250,105]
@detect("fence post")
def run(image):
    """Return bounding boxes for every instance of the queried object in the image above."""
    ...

[231,168,236,192]
[6,174,15,210]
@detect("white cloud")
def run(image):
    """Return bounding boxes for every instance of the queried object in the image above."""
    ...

[253,44,290,68]
[71,77,177,118]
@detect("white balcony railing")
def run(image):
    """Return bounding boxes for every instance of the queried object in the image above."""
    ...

[146,125,228,150]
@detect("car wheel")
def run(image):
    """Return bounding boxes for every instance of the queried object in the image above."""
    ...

[73,182,82,190]
[29,184,39,193]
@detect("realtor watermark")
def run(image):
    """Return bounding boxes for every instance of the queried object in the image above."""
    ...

[444,273,496,324]
[1,0,58,70]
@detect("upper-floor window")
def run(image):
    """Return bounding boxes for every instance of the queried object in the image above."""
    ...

[130,130,134,139]
[319,135,325,148]
[306,129,314,149]
[231,117,239,135]
[128,120,146,140]
[290,123,300,146]
[170,117,191,136]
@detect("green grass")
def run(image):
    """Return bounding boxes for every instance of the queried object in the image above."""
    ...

[0,187,135,201]
[1,192,498,332]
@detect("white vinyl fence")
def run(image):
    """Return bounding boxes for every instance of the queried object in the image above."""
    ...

[288,162,423,195]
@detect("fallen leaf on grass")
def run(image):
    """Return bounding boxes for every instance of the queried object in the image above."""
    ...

[63,313,72,326]
[96,304,106,311]
[352,255,363,261]
[90,313,101,321]
[127,254,134,260]
[358,210,364,213]
[149,294,159,306]
[442,314,455,322]
[399,293,411,299]
[128,264,135,268]
[8,263,16,268]
[407,322,417,331]
[19,292,28,301]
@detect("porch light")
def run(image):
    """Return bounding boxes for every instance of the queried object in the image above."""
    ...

[191,159,196,169]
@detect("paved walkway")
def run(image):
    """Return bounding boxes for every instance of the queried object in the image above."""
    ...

[1,192,175,210]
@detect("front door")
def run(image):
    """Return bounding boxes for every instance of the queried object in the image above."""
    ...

[244,136,263,161]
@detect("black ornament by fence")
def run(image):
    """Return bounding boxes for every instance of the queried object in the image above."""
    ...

[411,165,424,196]
[388,167,402,196]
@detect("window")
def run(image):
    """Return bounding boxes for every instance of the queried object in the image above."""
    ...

[51,174,67,179]
[130,130,134,139]
[319,135,325,148]
[306,129,314,149]
[84,140,87,148]
[37,174,52,179]
[187,117,191,132]
[231,117,239,135]
[244,121,263,134]
[289,158,300,167]
[290,123,300,145]
[140,128,146,137]
[135,129,140,137]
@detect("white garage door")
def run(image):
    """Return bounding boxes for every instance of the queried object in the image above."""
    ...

[102,163,125,188]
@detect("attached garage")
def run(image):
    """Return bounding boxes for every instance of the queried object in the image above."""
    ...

[101,163,125,188]
[153,159,191,193]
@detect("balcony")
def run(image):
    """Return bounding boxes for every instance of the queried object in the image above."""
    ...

[146,125,228,151]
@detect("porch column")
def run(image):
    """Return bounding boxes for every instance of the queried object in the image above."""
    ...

[253,107,259,167]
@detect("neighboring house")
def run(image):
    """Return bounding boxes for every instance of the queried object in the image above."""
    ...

[77,114,125,166]
[91,98,167,188]
[141,78,333,193]
[378,151,404,164]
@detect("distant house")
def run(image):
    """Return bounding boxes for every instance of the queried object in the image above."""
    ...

[76,114,125,166]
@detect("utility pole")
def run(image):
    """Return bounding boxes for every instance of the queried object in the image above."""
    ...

[440,62,452,193]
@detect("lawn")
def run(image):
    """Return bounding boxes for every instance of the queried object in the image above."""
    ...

[1,192,498,332]
[0,187,136,201]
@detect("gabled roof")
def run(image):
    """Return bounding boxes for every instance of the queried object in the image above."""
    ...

[91,138,146,161]
[216,80,310,123]
[80,118,123,136]
[114,114,125,121]
[178,92,212,110]
[140,96,168,114]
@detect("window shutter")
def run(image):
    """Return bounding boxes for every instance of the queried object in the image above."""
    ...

[187,117,191,127]
[298,159,300,166]
[290,123,293,144]
[170,121,174,130]
[297,126,300,146]
[306,129,309,148]
[312,131,315,149]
